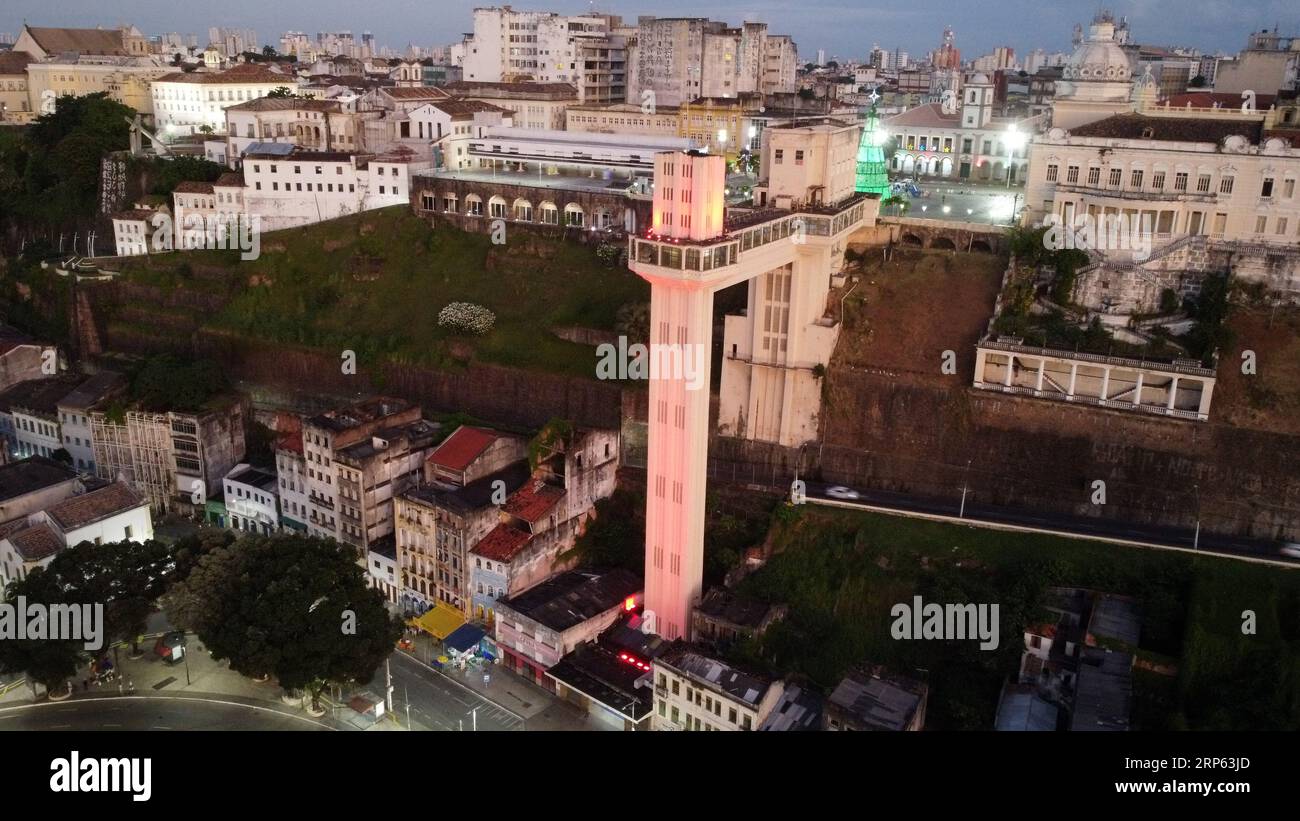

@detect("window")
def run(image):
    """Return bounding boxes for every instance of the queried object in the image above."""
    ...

[1284,179,1296,199]
[1255,215,1267,234]
[1219,176,1234,194]
[1108,168,1122,187]
[1046,164,1058,182]
[1066,165,1079,184]
[774,149,784,164]
[1196,174,1211,193]
[1261,177,1274,198]
[1087,167,1100,186]
[1174,172,1188,191]
[1152,171,1165,189]
[1277,218,1289,236]
[1130,170,1144,189]
[794,150,804,166]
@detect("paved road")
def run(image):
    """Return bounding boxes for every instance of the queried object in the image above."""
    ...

[803,481,1297,567]
[886,181,1024,225]
[383,651,523,732]
[0,697,333,731]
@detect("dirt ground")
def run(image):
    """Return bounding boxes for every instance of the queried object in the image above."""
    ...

[1211,306,1300,436]
[832,247,1005,383]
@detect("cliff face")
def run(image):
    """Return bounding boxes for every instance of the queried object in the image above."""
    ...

[814,369,1299,541]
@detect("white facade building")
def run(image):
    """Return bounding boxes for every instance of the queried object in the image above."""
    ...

[222,463,280,535]
[241,143,428,231]
[151,63,297,134]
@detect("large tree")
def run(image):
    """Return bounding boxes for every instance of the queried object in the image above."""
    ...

[164,535,402,710]
[0,539,174,694]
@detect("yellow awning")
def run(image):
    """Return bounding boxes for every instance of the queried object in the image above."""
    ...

[410,602,465,640]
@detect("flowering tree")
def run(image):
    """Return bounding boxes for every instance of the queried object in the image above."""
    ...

[438,302,496,335]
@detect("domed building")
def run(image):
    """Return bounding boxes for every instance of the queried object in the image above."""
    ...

[1051,11,1139,130]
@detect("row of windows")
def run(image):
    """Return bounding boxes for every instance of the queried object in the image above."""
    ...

[1046,163,1297,200]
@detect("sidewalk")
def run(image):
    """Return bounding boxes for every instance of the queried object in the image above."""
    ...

[401,629,610,731]
[2,633,364,730]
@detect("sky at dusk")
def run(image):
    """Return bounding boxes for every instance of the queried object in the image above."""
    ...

[4,0,1298,60]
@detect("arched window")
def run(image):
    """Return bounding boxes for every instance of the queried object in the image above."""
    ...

[564,203,585,227]
[513,198,533,221]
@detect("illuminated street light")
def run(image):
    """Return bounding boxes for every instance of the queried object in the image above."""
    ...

[1005,126,1027,188]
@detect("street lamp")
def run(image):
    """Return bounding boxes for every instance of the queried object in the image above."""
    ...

[1005,126,1026,188]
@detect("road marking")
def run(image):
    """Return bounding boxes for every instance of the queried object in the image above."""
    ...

[808,496,1298,568]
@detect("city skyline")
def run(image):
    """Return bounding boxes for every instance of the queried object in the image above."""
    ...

[4,0,1298,61]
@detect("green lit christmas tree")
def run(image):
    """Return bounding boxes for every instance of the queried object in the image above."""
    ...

[855,103,891,199]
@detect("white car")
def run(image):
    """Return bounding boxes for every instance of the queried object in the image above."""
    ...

[825,486,860,500]
[1280,543,1300,559]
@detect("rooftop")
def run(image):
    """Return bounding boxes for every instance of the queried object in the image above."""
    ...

[469,522,533,563]
[336,418,440,462]
[22,25,127,57]
[657,641,776,706]
[497,568,642,633]
[995,685,1060,731]
[827,667,927,731]
[45,482,146,533]
[1068,113,1265,145]
[503,479,565,524]
[173,180,215,194]
[758,684,823,731]
[0,375,89,417]
[695,587,781,630]
[224,97,342,113]
[1070,647,1133,731]
[156,63,292,85]
[404,461,530,515]
[56,371,124,411]
[0,457,78,504]
[226,464,278,494]
[545,640,657,723]
[426,425,499,473]
[6,523,63,562]
[307,397,414,433]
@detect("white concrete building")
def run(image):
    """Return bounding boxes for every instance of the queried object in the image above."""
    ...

[151,63,297,134]
[462,5,618,92]
[222,463,280,535]
[241,143,428,231]
[44,481,153,547]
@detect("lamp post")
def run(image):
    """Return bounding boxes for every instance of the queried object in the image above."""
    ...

[1005,126,1026,189]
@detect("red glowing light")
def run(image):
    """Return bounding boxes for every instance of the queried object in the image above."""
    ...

[624,596,637,612]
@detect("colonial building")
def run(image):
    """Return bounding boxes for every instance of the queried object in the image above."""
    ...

[151,63,297,133]
[885,72,1039,183]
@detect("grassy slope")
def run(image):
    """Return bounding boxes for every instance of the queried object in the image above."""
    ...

[734,506,1300,730]
[114,207,648,378]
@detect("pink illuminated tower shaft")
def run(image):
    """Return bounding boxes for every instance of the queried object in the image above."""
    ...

[642,281,714,641]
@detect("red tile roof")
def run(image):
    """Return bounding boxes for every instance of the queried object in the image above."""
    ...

[22,26,127,57]
[504,479,565,524]
[427,426,498,472]
[46,482,145,532]
[471,522,533,563]
[8,523,62,561]
[173,180,215,194]
[156,63,292,85]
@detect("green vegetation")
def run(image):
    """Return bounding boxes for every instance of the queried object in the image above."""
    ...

[128,354,230,412]
[117,207,648,378]
[0,94,134,235]
[164,534,402,711]
[732,507,1300,730]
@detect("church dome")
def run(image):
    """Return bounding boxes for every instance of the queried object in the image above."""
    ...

[1061,14,1132,83]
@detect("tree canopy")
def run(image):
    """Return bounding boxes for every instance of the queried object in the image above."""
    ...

[163,535,402,704]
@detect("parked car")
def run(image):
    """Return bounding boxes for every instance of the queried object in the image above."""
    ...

[154,631,187,665]
[825,486,861,500]
[1280,543,1300,559]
